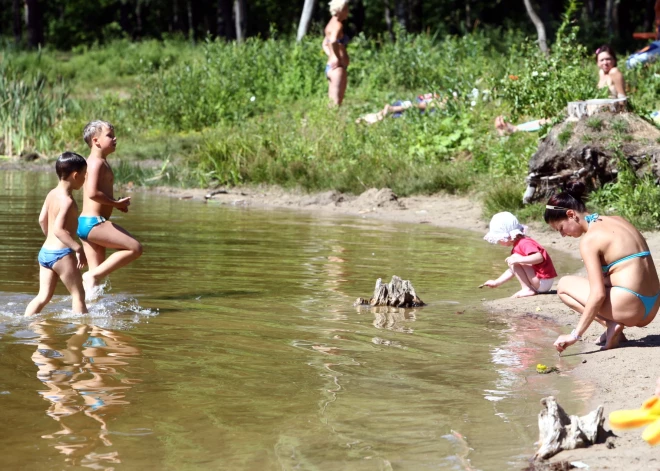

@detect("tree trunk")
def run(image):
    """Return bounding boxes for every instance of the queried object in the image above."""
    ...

[605,0,614,37]
[586,0,595,16]
[234,0,246,42]
[465,0,472,32]
[25,0,44,48]
[13,0,22,45]
[384,0,395,40]
[186,0,194,41]
[523,0,548,54]
[135,0,143,39]
[394,0,408,31]
[612,0,620,39]
[296,0,315,42]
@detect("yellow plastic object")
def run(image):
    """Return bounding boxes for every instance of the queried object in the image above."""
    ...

[609,396,660,445]
[536,363,558,374]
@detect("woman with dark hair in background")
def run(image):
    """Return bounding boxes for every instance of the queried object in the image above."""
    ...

[495,44,626,135]
[544,182,660,351]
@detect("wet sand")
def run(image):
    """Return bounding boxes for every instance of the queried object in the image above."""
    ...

[157,184,660,469]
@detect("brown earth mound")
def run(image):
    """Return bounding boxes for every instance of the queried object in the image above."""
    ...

[524,112,660,203]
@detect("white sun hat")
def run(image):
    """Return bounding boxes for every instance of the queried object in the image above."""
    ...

[483,211,527,244]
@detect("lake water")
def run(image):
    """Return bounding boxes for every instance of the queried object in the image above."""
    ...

[0,171,588,470]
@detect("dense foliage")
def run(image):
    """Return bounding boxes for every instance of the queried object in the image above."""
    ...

[3,2,660,228]
[0,0,656,52]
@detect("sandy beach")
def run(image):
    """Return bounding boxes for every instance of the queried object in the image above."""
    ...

[157,183,660,469]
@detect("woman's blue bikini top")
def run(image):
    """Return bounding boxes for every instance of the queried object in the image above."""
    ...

[586,213,652,273]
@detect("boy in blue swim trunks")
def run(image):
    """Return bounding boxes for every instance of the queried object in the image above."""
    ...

[79,120,143,297]
[25,152,88,316]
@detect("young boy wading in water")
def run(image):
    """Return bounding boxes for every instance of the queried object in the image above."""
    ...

[25,152,88,316]
[78,120,143,298]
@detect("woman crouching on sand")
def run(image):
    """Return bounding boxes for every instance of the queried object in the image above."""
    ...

[545,182,660,351]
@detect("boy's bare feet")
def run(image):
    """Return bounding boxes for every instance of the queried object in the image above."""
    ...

[82,272,102,300]
[602,321,625,350]
[511,288,537,298]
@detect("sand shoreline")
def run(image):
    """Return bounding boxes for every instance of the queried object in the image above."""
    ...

[154,184,660,469]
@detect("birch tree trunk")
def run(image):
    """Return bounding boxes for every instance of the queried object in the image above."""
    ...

[25,0,44,48]
[384,0,394,40]
[296,0,315,42]
[234,0,246,42]
[523,0,548,54]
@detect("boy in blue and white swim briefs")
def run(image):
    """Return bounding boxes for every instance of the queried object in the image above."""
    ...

[25,152,89,316]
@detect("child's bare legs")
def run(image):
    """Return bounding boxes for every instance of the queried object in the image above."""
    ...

[82,221,143,292]
[25,267,58,316]
[509,264,539,298]
[25,256,87,316]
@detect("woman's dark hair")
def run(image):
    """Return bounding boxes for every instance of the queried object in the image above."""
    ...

[55,151,87,180]
[544,181,588,223]
[595,44,617,66]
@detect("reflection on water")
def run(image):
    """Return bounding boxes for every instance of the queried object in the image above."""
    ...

[0,171,587,470]
[367,305,418,333]
[30,321,142,469]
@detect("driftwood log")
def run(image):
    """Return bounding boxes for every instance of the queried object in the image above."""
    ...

[534,396,606,461]
[524,111,660,203]
[354,276,425,308]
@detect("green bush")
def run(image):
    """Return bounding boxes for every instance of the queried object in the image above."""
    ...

[590,154,660,230]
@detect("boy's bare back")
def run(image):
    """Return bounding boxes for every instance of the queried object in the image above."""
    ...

[42,188,80,249]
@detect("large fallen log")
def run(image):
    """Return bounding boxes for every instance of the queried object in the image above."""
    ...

[534,396,606,460]
[354,276,425,308]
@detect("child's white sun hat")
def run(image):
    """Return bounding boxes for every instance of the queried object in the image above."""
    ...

[483,211,527,244]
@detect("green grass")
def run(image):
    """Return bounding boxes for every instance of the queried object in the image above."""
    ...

[4,23,660,226]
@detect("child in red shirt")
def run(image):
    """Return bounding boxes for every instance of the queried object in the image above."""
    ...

[482,212,557,298]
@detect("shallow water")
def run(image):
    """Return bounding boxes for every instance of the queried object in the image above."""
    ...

[0,171,588,470]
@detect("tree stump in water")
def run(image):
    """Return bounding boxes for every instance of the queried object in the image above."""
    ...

[534,396,606,460]
[523,111,660,203]
[354,276,425,308]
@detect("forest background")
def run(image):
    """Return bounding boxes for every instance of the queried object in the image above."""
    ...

[3,0,660,227]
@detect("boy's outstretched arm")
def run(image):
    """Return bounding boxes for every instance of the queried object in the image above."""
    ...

[53,200,87,269]
[38,200,49,236]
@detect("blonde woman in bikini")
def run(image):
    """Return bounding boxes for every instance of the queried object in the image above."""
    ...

[496,44,627,135]
[323,0,350,106]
